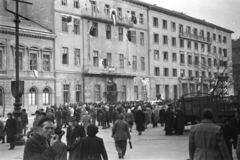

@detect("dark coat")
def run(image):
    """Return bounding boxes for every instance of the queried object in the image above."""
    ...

[21,112,28,128]
[175,109,185,130]
[66,125,86,160]
[159,109,165,123]
[62,110,67,123]
[0,120,4,137]
[221,124,235,159]
[164,109,175,132]
[55,110,62,128]
[112,119,131,140]
[23,133,57,160]
[54,140,67,160]
[230,117,240,148]
[134,110,145,132]
[189,120,231,160]
[80,136,108,160]
[4,118,17,143]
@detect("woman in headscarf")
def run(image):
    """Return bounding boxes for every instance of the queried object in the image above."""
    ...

[125,109,134,132]
[134,106,145,135]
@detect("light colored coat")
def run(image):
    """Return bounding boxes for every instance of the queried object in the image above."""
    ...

[189,119,231,160]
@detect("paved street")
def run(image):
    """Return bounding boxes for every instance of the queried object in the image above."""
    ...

[0,117,238,160]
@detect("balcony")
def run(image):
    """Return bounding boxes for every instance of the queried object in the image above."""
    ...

[80,9,134,28]
[83,65,136,78]
[179,32,211,44]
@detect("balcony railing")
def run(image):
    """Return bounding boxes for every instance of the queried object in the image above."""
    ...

[179,32,211,44]
[80,8,134,28]
[83,65,136,78]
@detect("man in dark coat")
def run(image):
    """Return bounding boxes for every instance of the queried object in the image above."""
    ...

[23,117,58,160]
[164,105,175,136]
[230,110,240,149]
[97,108,102,126]
[135,106,145,135]
[159,105,166,126]
[62,108,68,128]
[66,116,86,160]
[55,108,62,129]
[80,124,108,160]
[101,108,107,129]
[219,117,235,160]
[21,109,28,136]
[174,107,185,135]
[3,113,17,149]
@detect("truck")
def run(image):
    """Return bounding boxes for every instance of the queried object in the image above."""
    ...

[180,93,240,125]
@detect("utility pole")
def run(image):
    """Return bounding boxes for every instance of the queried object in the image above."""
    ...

[5,0,32,118]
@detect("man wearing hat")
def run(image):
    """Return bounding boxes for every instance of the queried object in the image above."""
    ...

[66,116,86,160]
[164,104,175,136]
[3,113,17,150]
[24,116,59,160]
[32,110,42,133]
[53,128,67,160]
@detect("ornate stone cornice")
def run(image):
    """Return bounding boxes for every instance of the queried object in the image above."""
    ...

[0,25,56,40]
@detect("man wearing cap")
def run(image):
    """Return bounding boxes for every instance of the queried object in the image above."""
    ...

[23,116,59,160]
[66,116,86,160]
[189,109,231,160]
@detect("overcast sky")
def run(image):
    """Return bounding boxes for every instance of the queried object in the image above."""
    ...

[141,0,240,39]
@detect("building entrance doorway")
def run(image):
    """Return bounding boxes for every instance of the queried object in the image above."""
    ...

[106,78,117,103]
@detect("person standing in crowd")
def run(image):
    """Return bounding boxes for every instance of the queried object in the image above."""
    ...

[55,108,62,129]
[23,117,59,160]
[62,107,68,128]
[33,110,42,133]
[125,109,134,132]
[70,106,74,117]
[189,109,231,160]
[174,106,185,135]
[90,106,97,125]
[80,124,108,160]
[159,105,166,126]
[135,106,145,135]
[21,109,28,136]
[46,109,56,120]
[230,110,240,150]
[164,105,175,136]
[66,116,86,160]
[3,113,17,150]
[112,108,119,124]
[66,106,71,125]
[0,118,5,143]
[101,107,107,129]
[152,104,159,128]
[82,112,91,133]
[219,117,235,160]
[105,107,111,128]
[97,107,103,126]
[112,113,131,159]
[53,127,67,160]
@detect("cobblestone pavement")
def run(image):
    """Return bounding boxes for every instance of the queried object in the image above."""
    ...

[0,117,238,160]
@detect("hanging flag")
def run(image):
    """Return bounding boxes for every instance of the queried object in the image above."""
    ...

[126,30,132,42]
[33,69,38,78]
[110,8,117,25]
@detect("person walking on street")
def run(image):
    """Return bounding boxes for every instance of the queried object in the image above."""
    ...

[230,110,240,150]
[66,116,86,160]
[0,118,5,143]
[135,106,145,135]
[112,113,131,159]
[62,107,68,128]
[125,109,134,132]
[82,112,91,133]
[164,105,175,136]
[3,113,17,150]
[189,109,231,160]
[23,117,59,160]
[80,124,108,160]
[152,104,159,128]
[21,109,28,136]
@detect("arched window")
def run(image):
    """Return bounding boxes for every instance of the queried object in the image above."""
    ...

[29,88,37,105]
[43,88,50,105]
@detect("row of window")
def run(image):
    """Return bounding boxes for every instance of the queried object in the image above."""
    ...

[0,47,51,71]
[154,67,228,78]
[153,51,228,67]
[153,18,228,43]
[155,84,177,100]
[62,0,80,8]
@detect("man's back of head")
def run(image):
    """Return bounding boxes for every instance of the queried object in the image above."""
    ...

[202,109,213,120]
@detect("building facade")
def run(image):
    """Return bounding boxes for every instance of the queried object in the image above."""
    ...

[232,38,240,95]
[0,0,234,116]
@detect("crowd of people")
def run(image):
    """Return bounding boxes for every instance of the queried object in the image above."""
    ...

[1,100,240,159]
